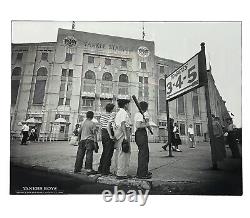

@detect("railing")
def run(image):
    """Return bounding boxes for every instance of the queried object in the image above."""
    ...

[81,106,95,111]
[118,86,129,95]
[82,80,96,93]
[101,82,113,94]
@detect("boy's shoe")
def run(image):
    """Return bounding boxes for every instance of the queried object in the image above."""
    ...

[74,170,81,174]
[162,145,167,151]
[86,170,98,175]
[116,175,129,180]
[176,148,182,152]
[136,174,152,179]
[102,172,112,176]
[147,172,152,176]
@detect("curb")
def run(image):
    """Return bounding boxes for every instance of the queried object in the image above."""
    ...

[11,162,201,192]
[11,162,99,183]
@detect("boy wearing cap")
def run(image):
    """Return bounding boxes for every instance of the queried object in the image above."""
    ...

[74,111,98,175]
[134,101,152,179]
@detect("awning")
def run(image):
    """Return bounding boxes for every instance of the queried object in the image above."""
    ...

[24,117,42,124]
[54,117,67,123]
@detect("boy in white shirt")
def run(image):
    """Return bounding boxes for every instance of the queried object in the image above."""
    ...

[113,99,131,179]
[21,123,29,145]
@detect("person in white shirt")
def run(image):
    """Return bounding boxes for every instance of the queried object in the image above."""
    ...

[188,124,195,148]
[113,99,131,179]
[21,123,29,145]
[134,101,152,179]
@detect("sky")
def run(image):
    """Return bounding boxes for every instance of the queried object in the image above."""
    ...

[11,21,242,127]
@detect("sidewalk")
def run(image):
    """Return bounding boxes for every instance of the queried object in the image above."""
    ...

[10,140,242,194]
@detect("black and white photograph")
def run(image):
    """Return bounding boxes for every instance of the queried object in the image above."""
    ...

[10,21,242,197]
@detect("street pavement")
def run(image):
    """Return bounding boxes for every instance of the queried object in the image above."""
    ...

[10,139,242,195]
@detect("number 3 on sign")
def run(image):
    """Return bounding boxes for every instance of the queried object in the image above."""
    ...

[166,82,172,94]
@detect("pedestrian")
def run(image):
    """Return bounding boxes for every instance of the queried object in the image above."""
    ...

[134,101,152,179]
[74,111,99,175]
[173,123,182,152]
[162,118,175,151]
[29,128,36,141]
[98,103,116,175]
[188,124,195,148]
[69,124,80,146]
[112,99,131,179]
[212,116,226,161]
[21,122,29,145]
[226,118,241,158]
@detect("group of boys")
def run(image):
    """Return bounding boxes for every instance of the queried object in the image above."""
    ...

[74,99,152,179]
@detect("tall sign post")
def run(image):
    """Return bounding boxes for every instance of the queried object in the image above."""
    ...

[164,42,217,168]
[165,95,173,157]
[200,43,218,169]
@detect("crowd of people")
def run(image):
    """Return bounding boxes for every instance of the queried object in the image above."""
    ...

[73,99,152,179]
[212,115,241,161]
[20,124,38,145]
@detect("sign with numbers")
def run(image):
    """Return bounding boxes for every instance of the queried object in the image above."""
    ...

[165,53,201,100]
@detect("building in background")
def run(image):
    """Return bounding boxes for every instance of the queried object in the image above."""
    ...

[11,28,230,142]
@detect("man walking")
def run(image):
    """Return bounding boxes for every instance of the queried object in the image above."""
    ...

[188,124,195,148]
[134,101,152,179]
[21,122,29,145]
[74,111,99,175]
[162,118,175,151]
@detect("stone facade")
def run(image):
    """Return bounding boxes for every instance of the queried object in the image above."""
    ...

[11,28,230,142]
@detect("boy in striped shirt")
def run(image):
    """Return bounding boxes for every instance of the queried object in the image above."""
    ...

[98,103,116,175]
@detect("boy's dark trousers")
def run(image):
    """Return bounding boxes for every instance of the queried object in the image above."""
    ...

[74,139,94,172]
[98,128,115,174]
[135,128,149,177]
[21,131,29,144]
[228,132,241,158]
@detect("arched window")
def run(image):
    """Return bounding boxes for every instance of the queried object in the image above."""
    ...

[118,74,129,95]
[12,67,22,76]
[102,72,113,81]
[11,67,22,105]
[119,74,128,83]
[33,67,48,104]
[83,70,96,93]
[85,70,95,80]
[101,72,113,94]
[37,67,48,76]
[159,79,166,112]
